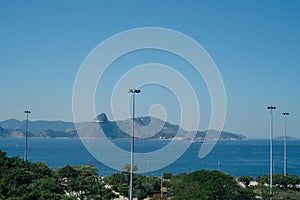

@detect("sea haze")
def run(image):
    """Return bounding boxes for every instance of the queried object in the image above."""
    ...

[0,138,299,178]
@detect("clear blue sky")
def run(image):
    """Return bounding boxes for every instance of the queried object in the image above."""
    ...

[0,0,299,138]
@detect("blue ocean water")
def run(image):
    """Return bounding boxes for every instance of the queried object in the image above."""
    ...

[0,138,299,178]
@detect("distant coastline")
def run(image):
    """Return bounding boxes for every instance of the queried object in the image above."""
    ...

[1,113,296,140]
[0,117,247,141]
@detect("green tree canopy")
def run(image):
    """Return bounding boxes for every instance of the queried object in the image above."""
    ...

[170,170,255,200]
[0,150,116,200]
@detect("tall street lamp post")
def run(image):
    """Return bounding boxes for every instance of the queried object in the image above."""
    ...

[267,106,276,199]
[24,110,31,161]
[128,88,141,200]
[283,112,289,176]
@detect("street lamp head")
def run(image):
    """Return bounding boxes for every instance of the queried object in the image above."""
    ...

[267,106,276,110]
[24,110,31,114]
[283,112,289,116]
[129,88,141,93]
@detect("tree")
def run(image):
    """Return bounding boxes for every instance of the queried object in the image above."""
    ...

[105,172,128,191]
[22,177,64,200]
[162,172,173,180]
[273,174,300,189]
[133,174,161,199]
[118,183,129,197]
[171,170,255,200]
[122,163,138,172]
[256,174,300,189]
[105,172,161,199]
[56,164,96,199]
[95,182,118,200]
[0,150,116,200]
[238,176,253,187]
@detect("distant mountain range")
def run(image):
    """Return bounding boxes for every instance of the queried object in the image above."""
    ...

[0,113,248,140]
[274,136,298,140]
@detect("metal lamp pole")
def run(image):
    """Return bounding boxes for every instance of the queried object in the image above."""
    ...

[24,110,31,161]
[267,106,276,199]
[283,112,289,176]
[128,88,141,200]
[161,173,163,199]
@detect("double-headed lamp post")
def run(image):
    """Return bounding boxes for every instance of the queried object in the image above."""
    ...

[283,112,289,176]
[128,88,141,200]
[24,110,31,161]
[267,106,276,199]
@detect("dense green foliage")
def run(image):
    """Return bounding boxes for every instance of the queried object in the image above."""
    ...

[1,149,300,200]
[238,175,253,187]
[170,170,255,200]
[255,174,300,199]
[104,170,257,200]
[105,172,161,199]
[0,150,116,200]
[256,174,300,189]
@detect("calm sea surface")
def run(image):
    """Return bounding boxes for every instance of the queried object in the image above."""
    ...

[0,138,299,178]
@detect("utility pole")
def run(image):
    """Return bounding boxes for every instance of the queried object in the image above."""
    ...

[283,112,289,176]
[267,106,276,199]
[128,88,141,200]
[24,110,31,161]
